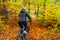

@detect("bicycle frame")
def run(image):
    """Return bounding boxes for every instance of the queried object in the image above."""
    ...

[16,26,27,40]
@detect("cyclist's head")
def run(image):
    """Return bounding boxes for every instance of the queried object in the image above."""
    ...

[21,8,25,13]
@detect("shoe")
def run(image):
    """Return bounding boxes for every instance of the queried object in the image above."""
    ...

[23,31,27,35]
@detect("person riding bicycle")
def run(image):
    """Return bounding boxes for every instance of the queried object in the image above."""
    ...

[18,8,32,35]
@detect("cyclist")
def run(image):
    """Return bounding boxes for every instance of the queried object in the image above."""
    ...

[18,8,32,36]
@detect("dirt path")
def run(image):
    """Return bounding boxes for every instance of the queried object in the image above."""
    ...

[0,25,60,40]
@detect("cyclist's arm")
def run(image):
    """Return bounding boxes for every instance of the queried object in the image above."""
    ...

[26,13,32,22]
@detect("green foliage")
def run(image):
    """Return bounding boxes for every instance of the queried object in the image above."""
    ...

[0,22,4,29]
[0,0,60,27]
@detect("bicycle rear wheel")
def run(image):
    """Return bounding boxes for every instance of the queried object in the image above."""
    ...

[20,33,27,40]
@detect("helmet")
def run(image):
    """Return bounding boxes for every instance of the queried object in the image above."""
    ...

[21,8,25,11]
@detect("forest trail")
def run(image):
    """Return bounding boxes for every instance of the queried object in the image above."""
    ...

[0,18,60,40]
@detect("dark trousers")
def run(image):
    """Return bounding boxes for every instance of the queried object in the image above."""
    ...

[18,21,29,32]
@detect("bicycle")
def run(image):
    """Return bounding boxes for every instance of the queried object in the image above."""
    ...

[16,21,31,40]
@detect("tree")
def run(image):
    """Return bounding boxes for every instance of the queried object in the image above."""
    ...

[2,0,8,23]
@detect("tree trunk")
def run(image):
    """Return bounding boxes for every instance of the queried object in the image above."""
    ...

[2,0,8,23]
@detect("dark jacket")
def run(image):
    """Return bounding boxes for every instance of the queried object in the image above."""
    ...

[18,9,31,22]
